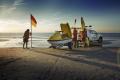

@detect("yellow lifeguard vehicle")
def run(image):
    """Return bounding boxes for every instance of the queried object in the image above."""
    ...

[47,23,72,48]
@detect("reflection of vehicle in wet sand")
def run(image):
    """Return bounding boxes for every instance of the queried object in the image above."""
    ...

[47,23,72,48]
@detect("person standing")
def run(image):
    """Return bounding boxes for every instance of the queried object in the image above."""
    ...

[23,29,30,49]
[72,28,78,48]
[80,28,87,47]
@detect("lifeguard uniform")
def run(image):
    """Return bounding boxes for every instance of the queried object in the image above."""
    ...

[72,28,78,48]
[80,28,87,42]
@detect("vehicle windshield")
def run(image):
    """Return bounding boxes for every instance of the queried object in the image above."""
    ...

[89,30,97,34]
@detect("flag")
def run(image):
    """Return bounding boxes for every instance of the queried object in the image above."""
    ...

[31,14,37,27]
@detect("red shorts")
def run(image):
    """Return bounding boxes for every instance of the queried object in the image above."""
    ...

[72,37,77,41]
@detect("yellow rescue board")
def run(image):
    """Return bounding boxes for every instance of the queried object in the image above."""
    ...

[48,31,63,40]
[60,23,72,38]
[48,23,72,41]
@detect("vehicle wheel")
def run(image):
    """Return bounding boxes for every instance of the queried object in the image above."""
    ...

[85,37,90,47]
[98,37,103,47]
[49,46,52,48]
[53,46,57,49]
[98,37,103,43]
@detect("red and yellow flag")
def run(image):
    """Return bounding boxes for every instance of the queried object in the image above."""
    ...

[31,14,37,27]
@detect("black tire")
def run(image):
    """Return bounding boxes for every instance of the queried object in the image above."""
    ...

[53,46,57,49]
[49,46,57,49]
[98,37,103,43]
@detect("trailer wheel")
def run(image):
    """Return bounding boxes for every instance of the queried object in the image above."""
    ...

[49,46,57,49]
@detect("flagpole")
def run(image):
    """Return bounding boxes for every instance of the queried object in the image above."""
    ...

[74,19,76,27]
[31,14,32,48]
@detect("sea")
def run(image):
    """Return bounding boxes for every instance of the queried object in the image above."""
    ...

[0,33,120,48]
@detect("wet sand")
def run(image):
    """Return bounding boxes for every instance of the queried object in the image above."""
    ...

[0,47,120,80]
[0,39,9,42]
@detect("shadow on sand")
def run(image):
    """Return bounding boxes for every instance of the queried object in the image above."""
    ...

[0,48,120,80]
[31,47,120,72]
[103,40,116,45]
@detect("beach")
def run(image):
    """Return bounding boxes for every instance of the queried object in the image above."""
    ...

[0,33,120,80]
[0,47,120,80]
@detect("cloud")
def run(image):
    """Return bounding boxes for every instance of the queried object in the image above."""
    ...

[14,0,24,6]
[0,0,24,16]
[0,19,29,32]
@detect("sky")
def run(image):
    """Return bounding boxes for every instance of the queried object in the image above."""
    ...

[0,0,120,33]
